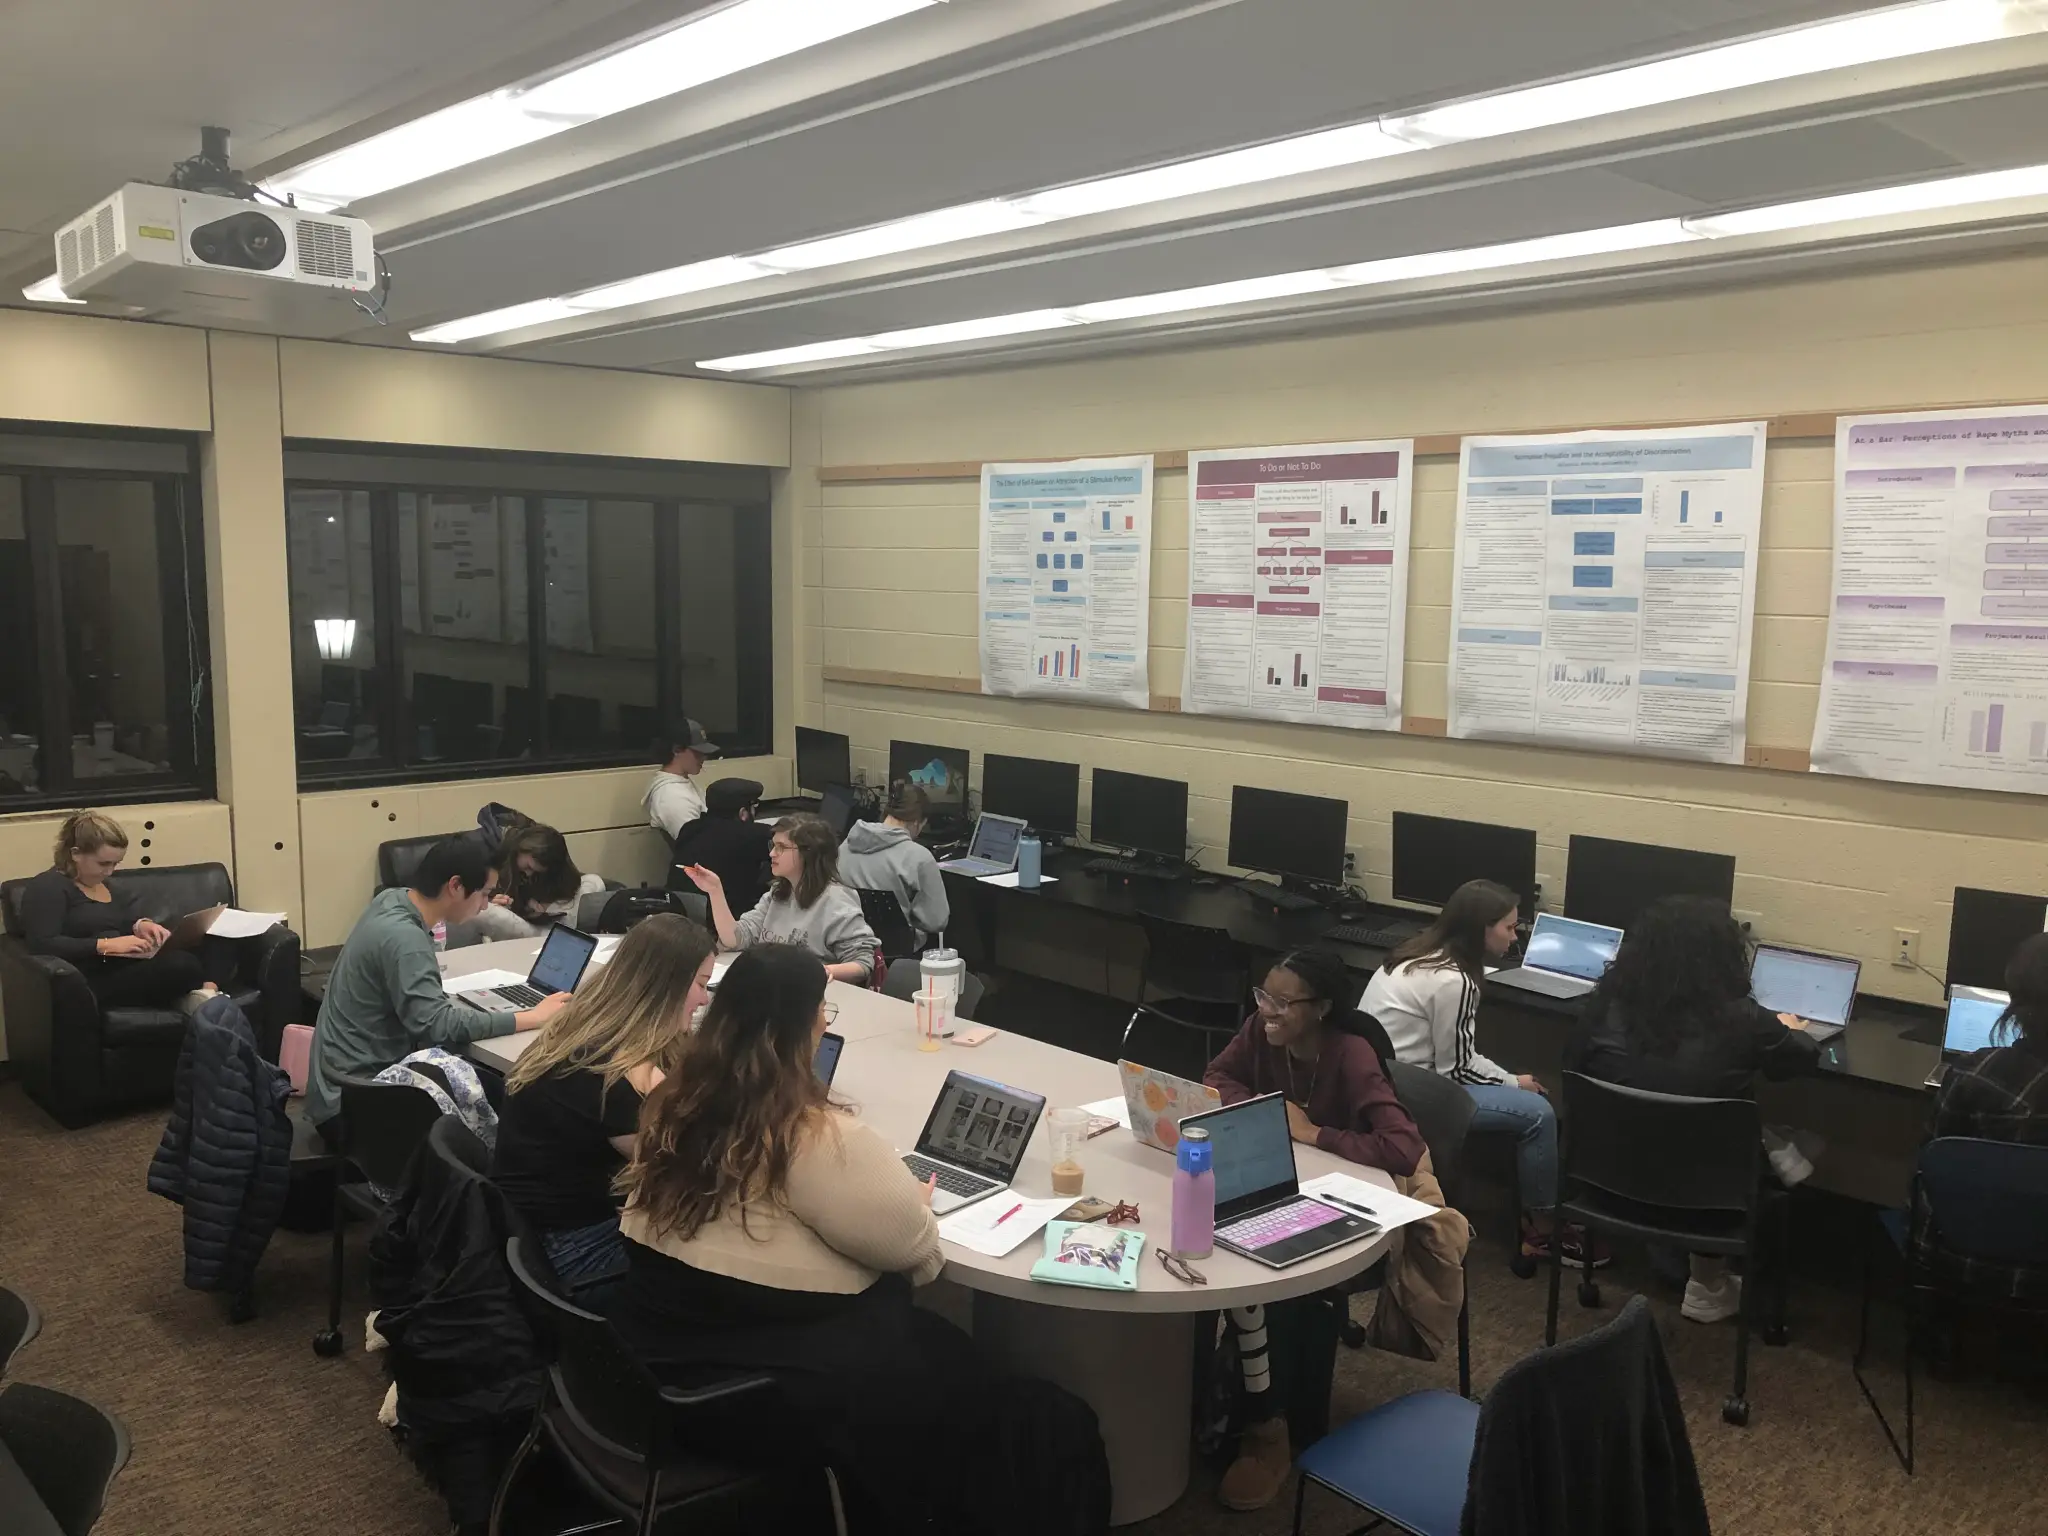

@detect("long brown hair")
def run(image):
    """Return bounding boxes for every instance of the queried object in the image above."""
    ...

[772,813,842,909]
[496,822,583,909]
[53,810,127,877]
[620,944,844,1240]
[507,914,713,1094]
[1384,879,1520,981]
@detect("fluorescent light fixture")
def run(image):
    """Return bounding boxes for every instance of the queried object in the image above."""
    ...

[1068,270,1351,323]
[267,0,940,211]
[417,0,2041,346]
[313,618,358,662]
[1682,161,2048,236]
[1327,219,1700,284]
[1382,0,2032,146]
[21,274,83,304]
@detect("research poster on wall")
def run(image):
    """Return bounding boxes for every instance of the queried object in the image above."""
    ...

[1448,422,1766,764]
[979,455,1153,709]
[1812,405,2048,794]
[1181,439,1413,730]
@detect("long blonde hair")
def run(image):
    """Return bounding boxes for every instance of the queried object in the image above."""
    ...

[54,811,128,878]
[507,914,713,1094]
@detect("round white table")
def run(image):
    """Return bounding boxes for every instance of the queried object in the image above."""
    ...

[462,945,1393,1525]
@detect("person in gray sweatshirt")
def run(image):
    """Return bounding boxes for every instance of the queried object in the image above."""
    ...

[838,782,951,946]
[686,813,880,985]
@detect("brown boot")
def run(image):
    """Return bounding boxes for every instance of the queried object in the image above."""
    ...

[1217,1416,1291,1511]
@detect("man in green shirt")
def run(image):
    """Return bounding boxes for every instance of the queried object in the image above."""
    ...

[306,838,569,1134]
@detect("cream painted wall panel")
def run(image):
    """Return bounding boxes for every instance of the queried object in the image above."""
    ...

[277,341,790,469]
[824,588,975,636]
[1755,550,1832,618]
[1752,617,1828,683]
[820,506,979,549]
[0,311,210,432]
[822,546,974,593]
[299,788,430,948]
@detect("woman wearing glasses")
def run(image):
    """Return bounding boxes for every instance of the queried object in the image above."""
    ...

[1203,946,1427,1512]
[686,812,879,985]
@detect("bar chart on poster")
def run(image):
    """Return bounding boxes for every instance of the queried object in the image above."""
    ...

[980,455,1154,709]
[1182,439,1413,731]
[1813,404,2048,793]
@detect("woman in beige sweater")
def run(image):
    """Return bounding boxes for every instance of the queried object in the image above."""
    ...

[605,943,963,1530]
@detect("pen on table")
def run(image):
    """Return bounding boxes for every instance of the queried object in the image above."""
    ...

[1319,1193,1377,1219]
[992,1202,1024,1227]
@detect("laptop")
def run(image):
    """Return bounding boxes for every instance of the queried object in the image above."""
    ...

[1118,1057,1221,1152]
[1750,943,1860,1042]
[937,813,1028,878]
[814,1029,845,1086]
[1491,913,1624,999]
[1179,1093,1379,1268]
[900,1070,1047,1214]
[1924,985,2011,1088]
[819,782,860,841]
[455,924,598,1012]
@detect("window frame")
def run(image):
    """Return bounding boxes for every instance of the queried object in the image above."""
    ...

[285,448,772,791]
[0,426,214,812]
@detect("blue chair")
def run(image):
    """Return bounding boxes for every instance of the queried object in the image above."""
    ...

[1853,1136,2048,1473]
[1292,1295,1706,1536]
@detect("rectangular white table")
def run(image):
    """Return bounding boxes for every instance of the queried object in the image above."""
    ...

[457,940,1396,1524]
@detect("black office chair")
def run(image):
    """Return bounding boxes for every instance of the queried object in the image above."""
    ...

[311,1074,447,1358]
[495,1234,847,1536]
[0,1288,38,1379]
[1133,912,1248,1063]
[1854,1137,2048,1472]
[880,958,985,1021]
[854,888,920,963]
[376,830,478,891]
[671,890,711,929]
[0,1381,132,1536]
[1545,1072,1787,1427]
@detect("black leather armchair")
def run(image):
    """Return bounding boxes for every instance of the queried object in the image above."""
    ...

[0,863,300,1128]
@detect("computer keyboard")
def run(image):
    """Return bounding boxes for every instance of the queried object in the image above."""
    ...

[902,1154,997,1199]
[493,983,546,1009]
[1084,856,1179,878]
[1239,879,1323,911]
[1324,923,1420,948]
[1217,1199,1346,1248]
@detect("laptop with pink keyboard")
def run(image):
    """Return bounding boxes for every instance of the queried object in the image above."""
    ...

[1178,1093,1379,1269]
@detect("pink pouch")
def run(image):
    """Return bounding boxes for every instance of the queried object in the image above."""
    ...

[279,1024,314,1095]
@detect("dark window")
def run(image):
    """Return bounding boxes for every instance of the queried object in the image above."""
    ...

[285,445,771,786]
[0,429,212,809]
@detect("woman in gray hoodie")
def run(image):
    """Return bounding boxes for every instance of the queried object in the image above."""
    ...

[686,813,880,985]
[838,782,951,946]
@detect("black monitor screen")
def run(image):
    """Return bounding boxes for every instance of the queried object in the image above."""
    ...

[1228,785,1349,887]
[1090,768,1188,861]
[1392,812,1538,915]
[1947,886,2048,991]
[1563,835,1735,932]
[795,726,853,794]
[981,753,1080,836]
[888,739,969,815]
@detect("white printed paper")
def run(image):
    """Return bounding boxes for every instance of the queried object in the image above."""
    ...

[1812,405,2048,794]
[978,871,1059,888]
[1183,440,1413,731]
[207,909,287,940]
[1448,423,1766,763]
[444,969,528,995]
[938,1194,1075,1257]
[980,456,1153,709]
[1298,1171,1439,1233]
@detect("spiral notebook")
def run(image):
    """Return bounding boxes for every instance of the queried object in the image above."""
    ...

[1028,1221,1145,1291]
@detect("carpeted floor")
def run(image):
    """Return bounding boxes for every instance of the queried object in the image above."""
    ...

[4,1069,2046,1536]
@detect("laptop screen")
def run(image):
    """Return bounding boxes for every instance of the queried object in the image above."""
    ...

[1184,1094,1298,1218]
[1522,913,1623,982]
[528,925,597,996]
[916,1072,1047,1182]
[968,814,1026,866]
[1945,987,2010,1055]
[819,783,859,840]
[814,1031,844,1086]
[1750,945,1860,1026]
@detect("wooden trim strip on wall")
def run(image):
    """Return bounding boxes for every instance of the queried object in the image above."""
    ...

[815,410,1861,483]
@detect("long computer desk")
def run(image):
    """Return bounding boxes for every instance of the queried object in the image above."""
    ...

[454,936,1393,1525]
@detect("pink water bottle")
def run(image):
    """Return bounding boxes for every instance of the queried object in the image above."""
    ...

[1172,1126,1215,1259]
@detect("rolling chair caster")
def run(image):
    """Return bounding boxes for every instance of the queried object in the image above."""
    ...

[1340,1319,1367,1350]
[1577,1279,1601,1309]
[1722,1395,1750,1427]
[1763,1321,1790,1347]
[1509,1252,1537,1280]
[312,1328,345,1358]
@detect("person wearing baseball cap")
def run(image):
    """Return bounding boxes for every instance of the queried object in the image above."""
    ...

[669,777,775,916]
[644,718,722,841]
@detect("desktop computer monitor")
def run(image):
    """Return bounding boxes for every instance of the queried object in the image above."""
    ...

[888,738,970,817]
[1090,768,1188,861]
[795,726,853,794]
[1946,886,2048,991]
[981,753,1080,837]
[1563,834,1736,933]
[1391,812,1539,915]
[1228,785,1349,888]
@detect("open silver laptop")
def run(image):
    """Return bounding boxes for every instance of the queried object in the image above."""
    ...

[452,924,597,1012]
[937,812,1028,878]
[1750,943,1860,1042]
[1491,913,1623,999]
[899,1070,1046,1214]
[1924,985,2010,1088]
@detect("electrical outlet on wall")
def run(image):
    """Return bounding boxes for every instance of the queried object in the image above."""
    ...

[1732,909,1761,935]
[1894,927,1920,968]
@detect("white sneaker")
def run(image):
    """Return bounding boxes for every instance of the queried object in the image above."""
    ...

[1681,1275,1743,1323]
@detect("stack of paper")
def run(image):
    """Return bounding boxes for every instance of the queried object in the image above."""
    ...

[937,1194,1074,1257]
[1299,1171,1440,1232]
[445,969,528,995]
[207,909,288,939]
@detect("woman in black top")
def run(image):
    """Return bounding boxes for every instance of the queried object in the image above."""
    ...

[1563,895,1818,1323]
[492,913,715,1293]
[19,810,233,1010]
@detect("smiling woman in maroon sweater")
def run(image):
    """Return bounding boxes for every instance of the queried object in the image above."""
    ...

[1200,946,1424,1513]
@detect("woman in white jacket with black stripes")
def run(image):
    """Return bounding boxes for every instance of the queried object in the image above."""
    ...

[1363,879,1583,1267]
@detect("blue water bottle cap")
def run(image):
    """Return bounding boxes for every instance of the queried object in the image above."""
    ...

[1176,1126,1212,1175]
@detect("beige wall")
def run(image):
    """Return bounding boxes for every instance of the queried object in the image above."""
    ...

[801,249,2048,1007]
